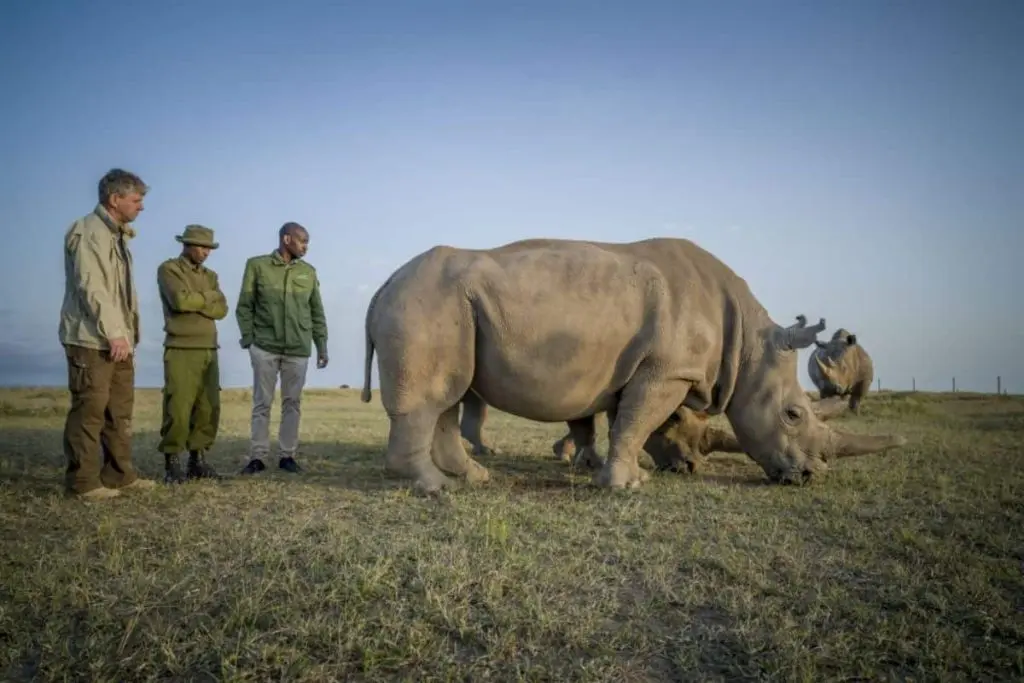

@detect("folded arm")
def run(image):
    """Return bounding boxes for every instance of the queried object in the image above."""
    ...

[199,272,229,320]
[157,263,207,313]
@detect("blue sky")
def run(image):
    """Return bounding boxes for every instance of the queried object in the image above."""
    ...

[1,0,1022,393]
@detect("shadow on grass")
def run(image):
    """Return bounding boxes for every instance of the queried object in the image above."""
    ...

[0,426,774,500]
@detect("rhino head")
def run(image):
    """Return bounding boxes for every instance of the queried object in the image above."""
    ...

[812,330,858,384]
[726,315,906,485]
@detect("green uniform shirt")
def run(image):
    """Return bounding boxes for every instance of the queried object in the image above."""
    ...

[235,250,328,358]
[156,255,229,349]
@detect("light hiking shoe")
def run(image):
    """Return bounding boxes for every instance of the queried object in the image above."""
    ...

[78,486,121,500]
[121,478,157,491]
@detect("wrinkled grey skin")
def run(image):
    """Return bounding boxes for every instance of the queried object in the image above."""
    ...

[460,391,851,474]
[361,237,907,494]
[808,328,875,414]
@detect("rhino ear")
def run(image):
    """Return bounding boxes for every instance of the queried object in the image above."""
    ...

[846,334,857,346]
[774,315,826,351]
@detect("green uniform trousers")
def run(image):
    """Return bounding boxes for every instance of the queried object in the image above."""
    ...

[158,348,221,454]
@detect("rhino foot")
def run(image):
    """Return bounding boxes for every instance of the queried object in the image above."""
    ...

[464,460,491,484]
[571,446,605,470]
[472,443,499,456]
[552,439,574,462]
[411,469,453,496]
[593,458,649,489]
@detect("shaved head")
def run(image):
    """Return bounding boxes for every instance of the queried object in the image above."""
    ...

[279,221,307,240]
[278,221,310,261]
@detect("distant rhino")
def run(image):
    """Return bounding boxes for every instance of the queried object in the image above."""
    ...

[361,237,906,495]
[458,389,850,474]
[808,328,874,414]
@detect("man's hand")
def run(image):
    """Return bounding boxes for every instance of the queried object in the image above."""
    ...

[317,352,329,369]
[109,337,132,363]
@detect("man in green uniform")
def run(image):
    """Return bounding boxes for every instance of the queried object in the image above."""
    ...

[156,225,229,484]
[236,222,328,475]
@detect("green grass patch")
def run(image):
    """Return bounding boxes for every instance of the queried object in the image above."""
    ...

[0,388,1022,680]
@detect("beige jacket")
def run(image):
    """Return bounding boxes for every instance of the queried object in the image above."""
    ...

[58,204,141,351]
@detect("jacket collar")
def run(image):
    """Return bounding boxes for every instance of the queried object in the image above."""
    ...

[94,204,137,239]
[270,249,303,265]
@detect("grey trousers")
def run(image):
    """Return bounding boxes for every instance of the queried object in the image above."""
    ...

[246,344,310,462]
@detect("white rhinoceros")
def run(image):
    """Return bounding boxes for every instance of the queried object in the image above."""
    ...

[360,237,906,494]
[808,328,875,414]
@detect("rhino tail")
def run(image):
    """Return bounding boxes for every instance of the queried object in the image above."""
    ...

[360,278,390,403]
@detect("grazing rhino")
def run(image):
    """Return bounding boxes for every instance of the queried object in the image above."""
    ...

[808,328,874,414]
[360,237,906,494]
[459,390,850,473]
[457,389,744,471]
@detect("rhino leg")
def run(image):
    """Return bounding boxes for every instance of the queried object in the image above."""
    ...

[551,431,575,462]
[384,411,454,495]
[642,429,698,473]
[567,417,604,470]
[594,373,688,489]
[459,391,498,456]
[848,379,869,415]
[432,405,491,484]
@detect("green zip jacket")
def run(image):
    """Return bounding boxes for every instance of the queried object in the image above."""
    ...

[157,255,229,348]
[235,250,328,358]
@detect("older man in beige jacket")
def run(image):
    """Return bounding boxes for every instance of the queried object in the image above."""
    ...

[58,168,157,499]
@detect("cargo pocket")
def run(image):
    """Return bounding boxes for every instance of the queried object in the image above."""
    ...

[66,353,93,395]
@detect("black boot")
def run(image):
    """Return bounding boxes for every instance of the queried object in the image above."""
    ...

[187,449,221,480]
[164,453,186,484]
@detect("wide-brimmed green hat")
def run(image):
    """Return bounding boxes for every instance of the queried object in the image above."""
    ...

[175,224,219,249]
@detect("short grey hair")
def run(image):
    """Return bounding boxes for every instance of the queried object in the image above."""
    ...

[98,168,149,206]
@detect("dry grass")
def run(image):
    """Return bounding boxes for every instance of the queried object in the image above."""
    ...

[0,387,1022,681]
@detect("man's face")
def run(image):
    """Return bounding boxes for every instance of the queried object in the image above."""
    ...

[184,244,211,265]
[283,229,309,259]
[109,190,145,224]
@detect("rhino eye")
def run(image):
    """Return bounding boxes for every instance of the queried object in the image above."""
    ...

[782,406,804,426]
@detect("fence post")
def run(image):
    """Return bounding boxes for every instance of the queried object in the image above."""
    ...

[912,377,916,392]
[952,377,956,393]
[997,376,1001,395]
[876,377,881,392]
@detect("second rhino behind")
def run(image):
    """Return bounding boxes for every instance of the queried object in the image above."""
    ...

[457,389,852,474]
[808,328,874,414]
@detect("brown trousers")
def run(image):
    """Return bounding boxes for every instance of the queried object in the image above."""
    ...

[62,344,139,494]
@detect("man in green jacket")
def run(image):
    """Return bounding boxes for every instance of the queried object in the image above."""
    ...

[156,225,229,484]
[235,222,328,475]
[59,168,158,500]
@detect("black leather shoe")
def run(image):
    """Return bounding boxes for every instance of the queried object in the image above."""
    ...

[279,456,301,473]
[240,458,267,475]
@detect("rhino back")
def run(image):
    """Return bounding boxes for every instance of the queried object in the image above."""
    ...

[465,241,672,419]
[478,237,763,417]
